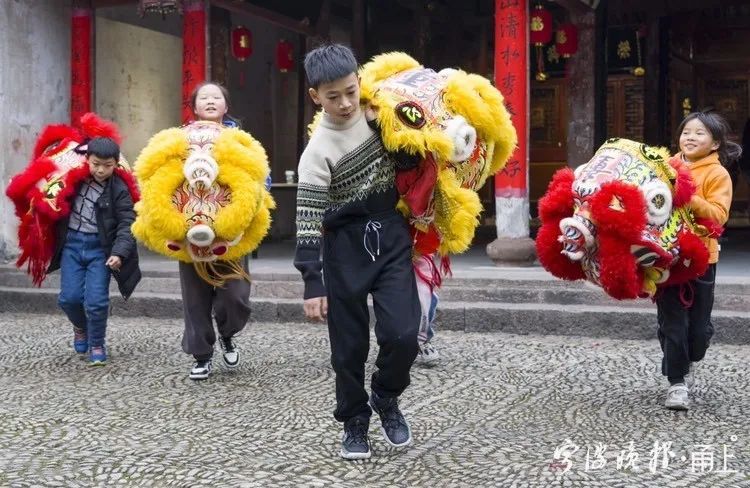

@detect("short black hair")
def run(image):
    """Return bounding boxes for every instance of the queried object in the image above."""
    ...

[86,137,120,162]
[304,43,358,89]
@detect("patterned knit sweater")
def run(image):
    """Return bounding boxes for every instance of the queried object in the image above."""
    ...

[294,110,398,298]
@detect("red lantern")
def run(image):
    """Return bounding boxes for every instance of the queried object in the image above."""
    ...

[276,39,294,72]
[231,25,252,61]
[529,5,553,47]
[555,23,578,58]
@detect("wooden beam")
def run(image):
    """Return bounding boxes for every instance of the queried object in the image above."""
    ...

[552,0,591,15]
[209,0,314,36]
[91,0,133,7]
[609,0,749,17]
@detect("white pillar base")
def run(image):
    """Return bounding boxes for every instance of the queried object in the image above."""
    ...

[486,196,537,266]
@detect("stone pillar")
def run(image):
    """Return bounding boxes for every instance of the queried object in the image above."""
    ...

[486,0,536,266]
[565,9,596,167]
[1,0,71,259]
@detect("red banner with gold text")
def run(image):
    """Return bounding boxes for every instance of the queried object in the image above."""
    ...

[494,0,528,198]
[182,1,207,122]
[71,8,92,125]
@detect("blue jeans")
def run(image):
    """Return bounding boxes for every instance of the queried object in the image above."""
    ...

[58,230,111,347]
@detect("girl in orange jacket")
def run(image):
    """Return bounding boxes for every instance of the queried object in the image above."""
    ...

[658,110,739,411]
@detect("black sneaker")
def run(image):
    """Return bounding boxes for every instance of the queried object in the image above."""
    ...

[220,336,240,368]
[369,390,412,447]
[189,359,212,380]
[340,417,371,460]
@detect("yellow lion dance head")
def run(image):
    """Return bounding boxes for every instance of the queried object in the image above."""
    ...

[358,52,517,256]
[132,121,275,285]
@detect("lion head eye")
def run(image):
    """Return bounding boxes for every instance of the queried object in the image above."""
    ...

[651,194,666,209]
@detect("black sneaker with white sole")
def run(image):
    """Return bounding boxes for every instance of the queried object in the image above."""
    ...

[369,390,412,447]
[340,417,371,460]
[189,359,212,380]
[220,336,240,368]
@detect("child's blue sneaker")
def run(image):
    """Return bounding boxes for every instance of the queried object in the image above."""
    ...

[73,327,88,354]
[88,345,107,366]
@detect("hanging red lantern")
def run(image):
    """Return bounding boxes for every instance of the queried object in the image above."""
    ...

[529,5,553,47]
[231,25,252,61]
[276,39,294,72]
[231,25,252,87]
[555,23,578,58]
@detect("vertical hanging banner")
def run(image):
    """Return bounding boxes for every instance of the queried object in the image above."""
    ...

[494,0,529,238]
[182,0,207,122]
[71,8,92,125]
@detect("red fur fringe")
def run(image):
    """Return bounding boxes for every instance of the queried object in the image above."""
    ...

[662,230,709,287]
[5,158,57,216]
[32,125,80,159]
[535,221,586,281]
[668,157,696,208]
[694,217,724,238]
[536,168,585,281]
[589,181,646,241]
[538,168,576,222]
[598,233,642,300]
[78,112,122,144]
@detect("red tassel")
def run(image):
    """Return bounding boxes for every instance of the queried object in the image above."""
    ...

[413,255,443,291]
[440,255,452,278]
[598,233,641,300]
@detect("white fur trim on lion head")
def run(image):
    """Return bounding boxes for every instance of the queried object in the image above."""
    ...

[184,151,219,189]
[186,224,215,247]
[443,115,477,163]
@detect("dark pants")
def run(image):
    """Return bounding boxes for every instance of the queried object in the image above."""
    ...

[179,257,251,360]
[656,264,716,382]
[58,230,111,348]
[323,212,420,423]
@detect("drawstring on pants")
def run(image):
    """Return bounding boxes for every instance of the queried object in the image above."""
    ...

[363,220,382,261]
[679,281,695,308]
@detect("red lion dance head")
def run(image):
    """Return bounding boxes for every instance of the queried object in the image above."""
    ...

[5,113,137,285]
[535,138,717,300]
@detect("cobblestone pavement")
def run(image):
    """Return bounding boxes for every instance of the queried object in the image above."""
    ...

[0,313,748,488]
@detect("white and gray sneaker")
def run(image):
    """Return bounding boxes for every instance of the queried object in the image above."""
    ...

[416,342,440,365]
[220,336,240,368]
[665,383,689,410]
[685,362,696,390]
[189,359,212,380]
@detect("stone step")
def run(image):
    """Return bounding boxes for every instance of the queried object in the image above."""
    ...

[2,286,749,344]
[2,268,748,312]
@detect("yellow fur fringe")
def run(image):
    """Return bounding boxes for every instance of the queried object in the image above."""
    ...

[434,170,483,255]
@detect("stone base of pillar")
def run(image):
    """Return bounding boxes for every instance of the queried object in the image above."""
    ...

[486,237,537,266]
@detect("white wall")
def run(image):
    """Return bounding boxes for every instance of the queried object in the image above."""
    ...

[0,0,71,259]
[95,16,182,163]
